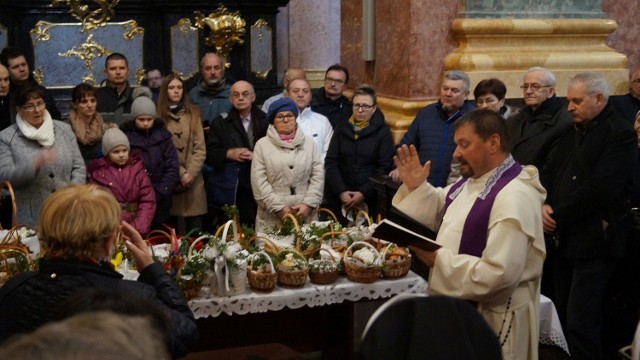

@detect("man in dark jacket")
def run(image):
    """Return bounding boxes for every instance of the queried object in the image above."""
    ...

[311,64,352,129]
[0,46,61,120]
[96,52,143,125]
[609,67,640,124]
[509,67,573,174]
[390,70,475,187]
[541,72,636,360]
[206,80,268,227]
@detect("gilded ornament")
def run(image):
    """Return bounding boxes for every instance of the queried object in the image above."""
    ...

[50,0,119,32]
[122,20,144,40]
[58,33,108,70]
[134,68,146,86]
[194,5,246,68]
[82,73,97,85]
[30,21,55,43]
[33,68,44,85]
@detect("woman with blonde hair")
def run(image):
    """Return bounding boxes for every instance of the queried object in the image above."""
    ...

[157,73,207,233]
[0,184,197,358]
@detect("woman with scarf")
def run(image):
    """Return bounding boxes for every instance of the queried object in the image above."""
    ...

[324,84,394,225]
[0,85,85,226]
[68,83,114,162]
[157,73,207,234]
[251,97,324,233]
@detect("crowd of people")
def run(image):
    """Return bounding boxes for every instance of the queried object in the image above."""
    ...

[0,42,639,359]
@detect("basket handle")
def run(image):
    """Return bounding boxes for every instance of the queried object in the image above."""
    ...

[214,219,239,243]
[355,209,373,227]
[344,241,382,265]
[310,247,336,262]
[281,213,302,249]
[313,207,339,223]
[248,251,275,272]
[1,224,31,245]
[188,234,212,258]
[0,180,17,230]
[244,235,280,255]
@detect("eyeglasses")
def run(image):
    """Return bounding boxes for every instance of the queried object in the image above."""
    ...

[231,91,254,98]
[631,79,640,84]
[21,102,46,112]
[353,103,374,111]
[476,97,498,105]
[275,114,296,121]
[325,77,345,85]
[520,84,551,91]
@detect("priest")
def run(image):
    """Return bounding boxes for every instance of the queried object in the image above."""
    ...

[392,109,546,360]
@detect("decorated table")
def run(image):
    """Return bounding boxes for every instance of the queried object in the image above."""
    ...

[189,270,427,318]
[188,271,426,358]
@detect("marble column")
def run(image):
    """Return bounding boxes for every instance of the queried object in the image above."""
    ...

[276,0,341,88]
[340,0,635,143]
[446,0,629,98]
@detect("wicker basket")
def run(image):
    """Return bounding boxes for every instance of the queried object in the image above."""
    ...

[243,235,281,257]
[0,225,36,287]
[381,244,412,279]
[308,248,339,285]
[247,251,277,292]
[275,249,308,287]
[282,213,321,259]
[146,229,184,274]
[343,241,382,283]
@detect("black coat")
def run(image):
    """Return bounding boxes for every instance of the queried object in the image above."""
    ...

[508,96,573,176]
[121,119,180,224]
[541,103,637,258]
[325,109,394,217]
[0,259,198,358]
[311,88,352,129]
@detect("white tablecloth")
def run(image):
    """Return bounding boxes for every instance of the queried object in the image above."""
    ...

[539,294,570,354]
[188,271,427,319]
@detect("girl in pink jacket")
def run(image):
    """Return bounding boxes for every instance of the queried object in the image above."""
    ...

[87,127,156,235]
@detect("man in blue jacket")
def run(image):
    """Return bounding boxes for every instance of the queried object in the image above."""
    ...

[390,70,475,187]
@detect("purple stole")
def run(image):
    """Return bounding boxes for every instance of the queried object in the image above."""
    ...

[444,156,522,257]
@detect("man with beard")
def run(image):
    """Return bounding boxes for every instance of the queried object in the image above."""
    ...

[188,53,232,129]
[390,70,476,187]
[392,109,546,359]
[0,47,61,121]
[610,67,640,124]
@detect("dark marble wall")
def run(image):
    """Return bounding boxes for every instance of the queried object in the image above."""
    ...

[463,0,605,19]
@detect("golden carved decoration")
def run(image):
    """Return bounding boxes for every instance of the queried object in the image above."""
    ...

[252,19,269,41]
[58,33,108,69]
[33,68,44,85]
[134,68,146,86]
[82,72,97,85]
[50,0,119,32]
[122,20,144,40]
[30,21,56,43]
[194,5,246,68]
[250,19,272,80]
[177,18,195,34]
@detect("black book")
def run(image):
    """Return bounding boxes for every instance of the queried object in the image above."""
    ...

[372,218,441,252]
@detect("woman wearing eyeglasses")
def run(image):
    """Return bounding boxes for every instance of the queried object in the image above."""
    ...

[251,97,324,233]
[0,84,85,226]
[473,78,515,119]
[324,84,394,225]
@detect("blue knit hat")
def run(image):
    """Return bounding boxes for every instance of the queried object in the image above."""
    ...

[266,97,299,124]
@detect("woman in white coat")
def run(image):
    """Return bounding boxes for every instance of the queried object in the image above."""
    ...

[251,98,324,233]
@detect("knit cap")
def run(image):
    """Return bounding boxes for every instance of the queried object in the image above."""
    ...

[102,127,130,155]
[266,97,299,124]
[130,89,157,119]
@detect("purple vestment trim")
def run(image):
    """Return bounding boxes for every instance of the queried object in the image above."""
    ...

[443,156,522,257]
